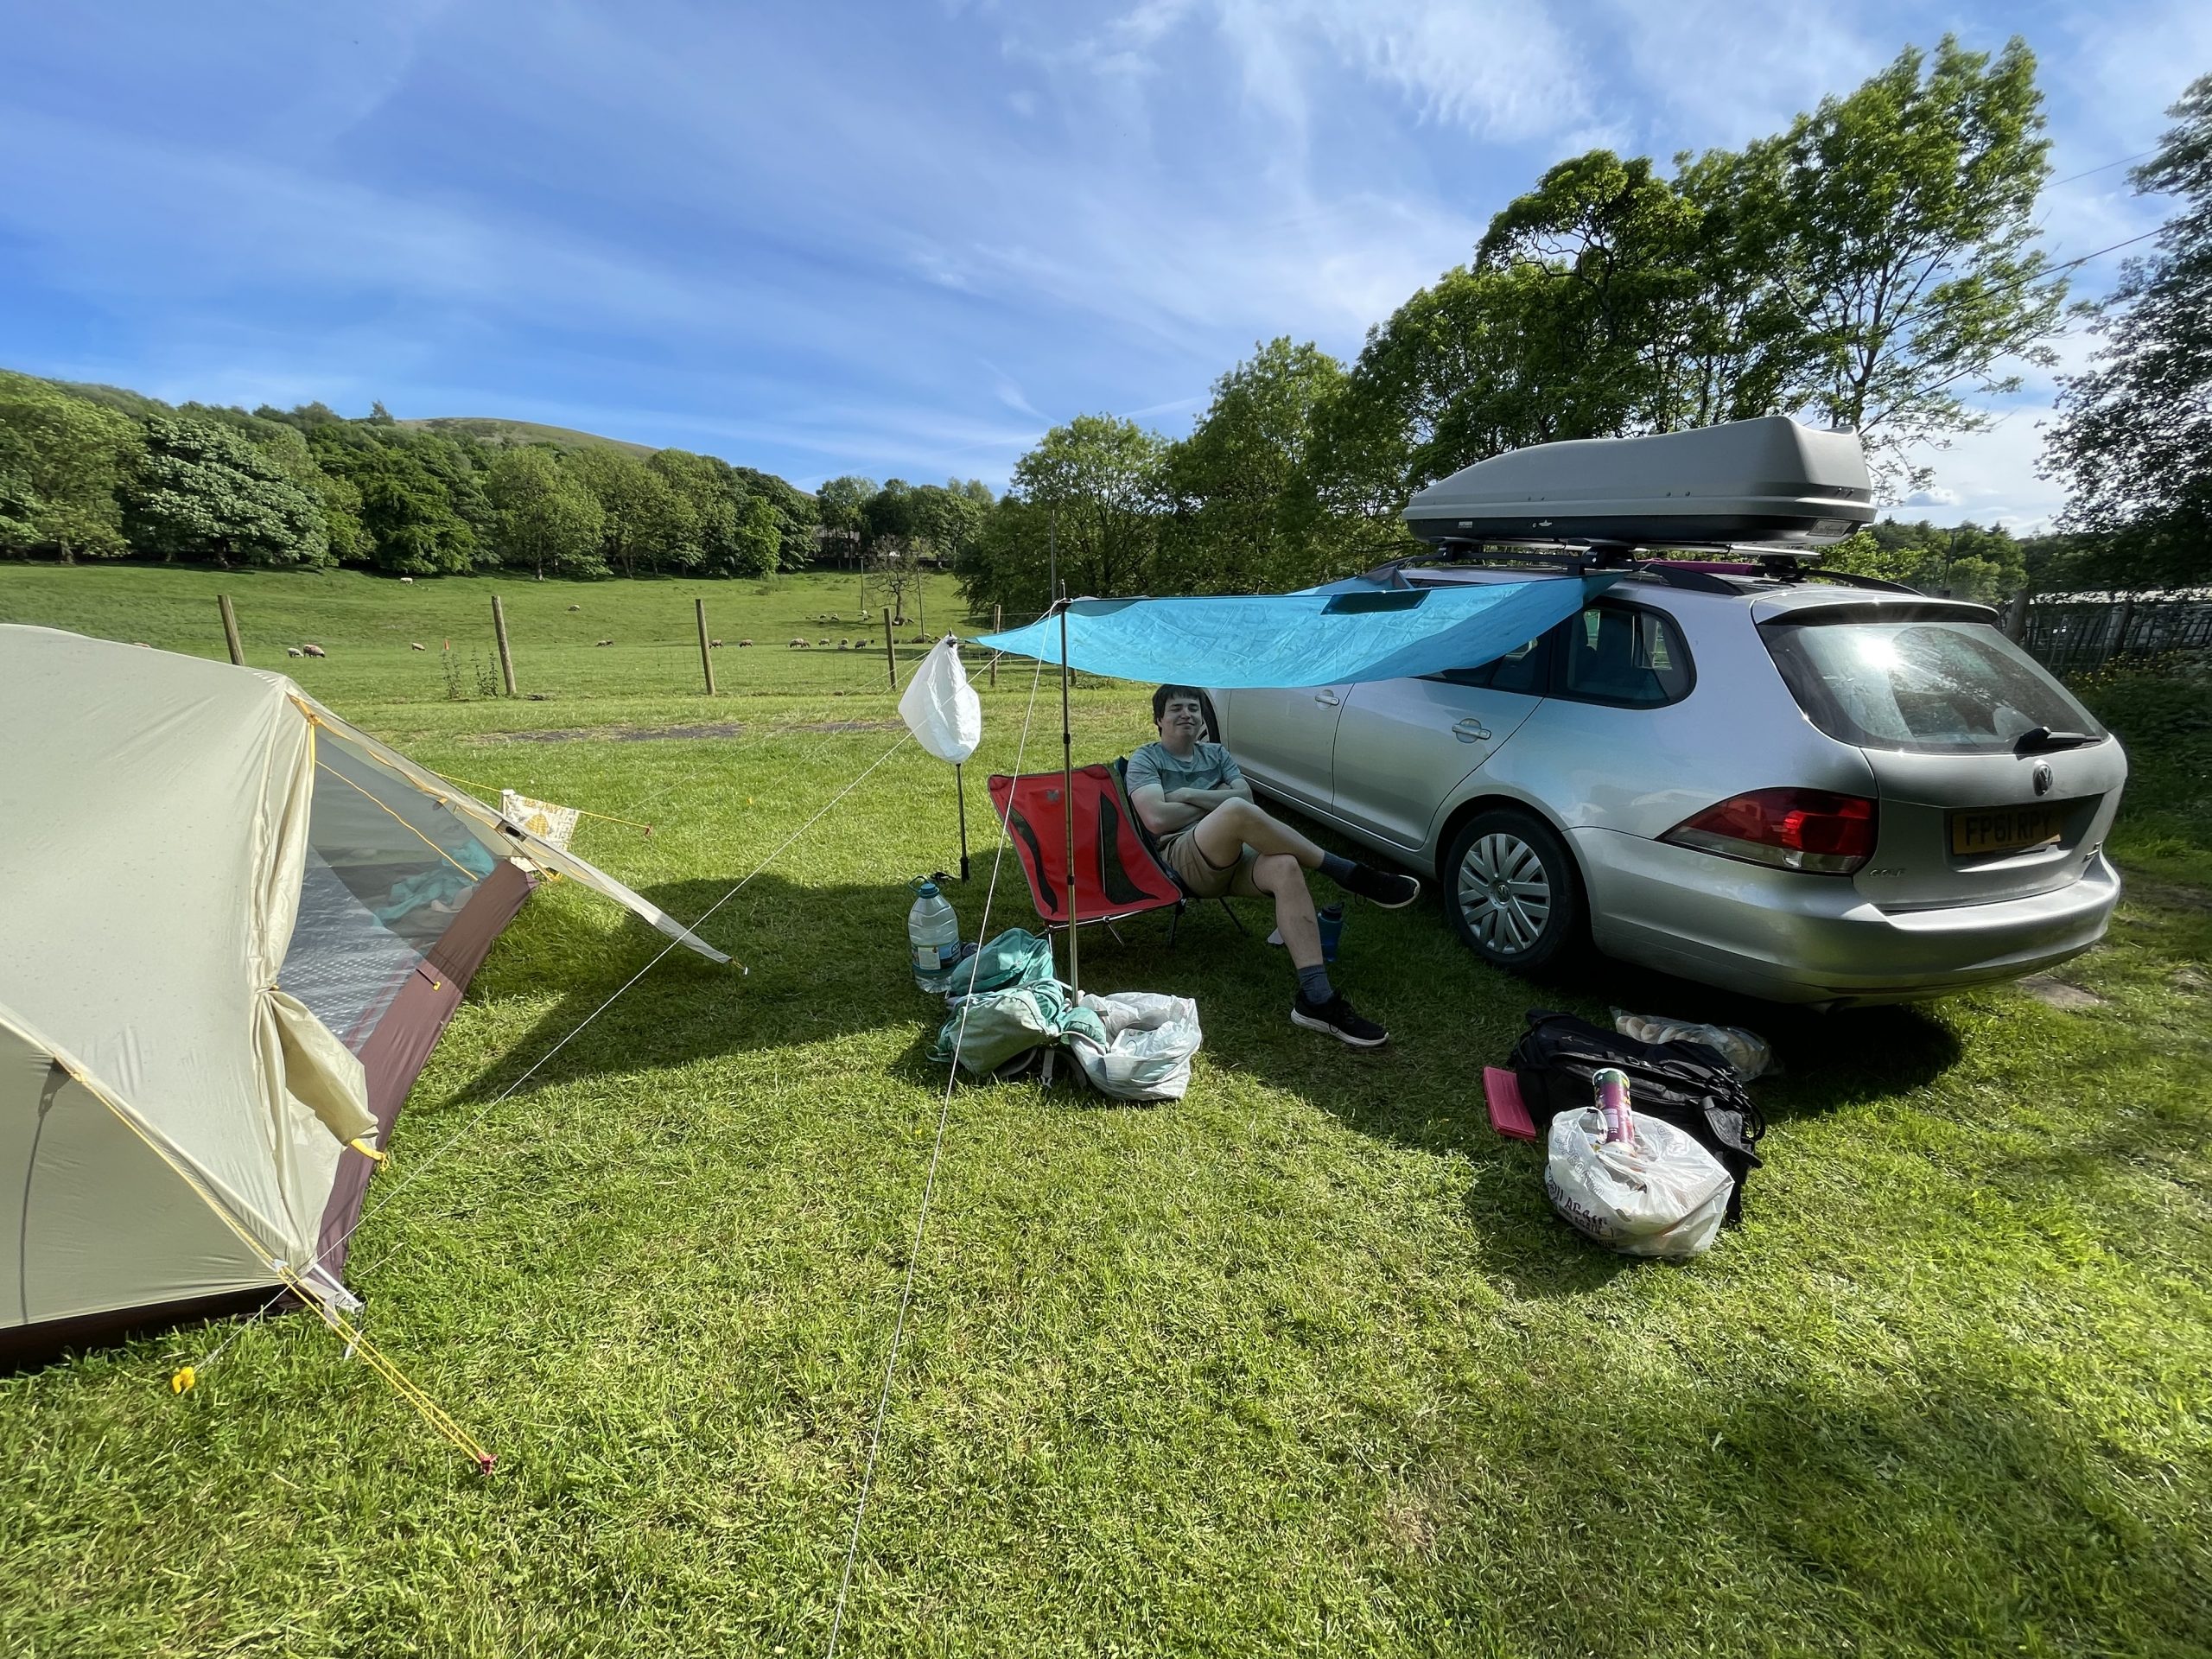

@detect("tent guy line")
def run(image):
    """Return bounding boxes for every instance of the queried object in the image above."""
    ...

[183,651,1014,1402]
[828,649,1047,1659]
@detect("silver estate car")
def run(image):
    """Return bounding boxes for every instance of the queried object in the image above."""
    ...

[1213,566,2129,1007]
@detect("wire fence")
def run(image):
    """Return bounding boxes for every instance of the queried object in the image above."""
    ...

[2017,593,2212,680]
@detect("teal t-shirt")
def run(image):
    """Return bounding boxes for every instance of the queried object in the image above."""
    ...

[1126,740,1243,801]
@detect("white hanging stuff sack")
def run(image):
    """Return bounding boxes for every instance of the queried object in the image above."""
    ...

[1543,1107,1732,1260]
[898,636,983,765]
[1069,991,1203,1102]
[500,791,579,852]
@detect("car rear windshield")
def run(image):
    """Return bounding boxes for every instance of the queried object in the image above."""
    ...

[1762,616,2105,754]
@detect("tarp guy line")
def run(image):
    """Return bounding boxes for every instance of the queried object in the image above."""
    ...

[827,650,1047,1659]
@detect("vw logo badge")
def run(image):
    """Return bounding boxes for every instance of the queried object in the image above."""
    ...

[2032,762,2055,797]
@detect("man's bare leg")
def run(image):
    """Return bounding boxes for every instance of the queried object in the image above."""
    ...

[1253,852,1322,967]
[1192,798,1421,909]
[1191,797,1325,870]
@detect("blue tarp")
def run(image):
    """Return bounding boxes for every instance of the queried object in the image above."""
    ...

[975,575,1618,688]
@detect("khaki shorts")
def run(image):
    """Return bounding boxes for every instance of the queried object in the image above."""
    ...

[1157,828,1266,899]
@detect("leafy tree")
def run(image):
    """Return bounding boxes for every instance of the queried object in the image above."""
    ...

[816,475,877,567]
[308,425,478,574]
[2044,73,2212,589]
[0,372,143,561]
[565,446,677,577]
[1474,151,1707,436]
[971,416,1167,614]
[862,478,917,557]
[1827,517,2028,601]
[124,414,330,567]
[728,493,782,578]
[486,447,606,578]
[728,465,820,569]
[1159,338,1347,593]
[910,480,990,570]
[1756,36,2063,493]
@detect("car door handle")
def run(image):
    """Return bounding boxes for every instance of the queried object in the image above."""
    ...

[1452,718,1492,743]
[1314,689,1340,707]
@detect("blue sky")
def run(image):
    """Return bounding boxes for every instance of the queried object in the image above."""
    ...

[2,1,2203,525]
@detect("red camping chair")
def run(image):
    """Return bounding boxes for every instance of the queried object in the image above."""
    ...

[987,761,1248,943]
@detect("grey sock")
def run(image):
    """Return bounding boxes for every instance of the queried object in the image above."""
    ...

[1319,852,1356,884]
[1297,963,1334,1005]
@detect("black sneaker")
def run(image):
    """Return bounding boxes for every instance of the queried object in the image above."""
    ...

[1292,992,1389,1048]
[1343,864,1421,909]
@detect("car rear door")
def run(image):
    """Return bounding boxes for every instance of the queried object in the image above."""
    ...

[1758,601,2129,909]
[1211,684,1347,811]
[1327,633,1551,849]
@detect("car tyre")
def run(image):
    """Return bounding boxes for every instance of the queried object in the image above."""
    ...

[1444,807,1586,976]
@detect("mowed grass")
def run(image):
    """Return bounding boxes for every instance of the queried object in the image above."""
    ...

[2,567,2209,1657]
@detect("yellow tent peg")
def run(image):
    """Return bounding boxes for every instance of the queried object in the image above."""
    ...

[171,1365,195,1394]
[348,1138,387,1164]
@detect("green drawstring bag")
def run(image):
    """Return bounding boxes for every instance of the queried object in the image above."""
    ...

[930,929,1108,1076]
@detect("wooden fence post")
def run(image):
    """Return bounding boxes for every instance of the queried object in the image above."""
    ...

[989,605,1000,687]
[695,597,716,695]
[492,595,518,697]
[218,594,245,665]
[917,576,925,641]
[885,611,897,691]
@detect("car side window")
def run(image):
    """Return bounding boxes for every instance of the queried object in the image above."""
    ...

[1431,633,1550,693]
[1554,603,1693,707]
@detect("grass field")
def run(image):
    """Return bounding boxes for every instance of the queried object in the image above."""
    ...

[3,566,2209,1658]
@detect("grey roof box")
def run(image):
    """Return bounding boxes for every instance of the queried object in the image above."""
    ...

[1402,416,1874,548]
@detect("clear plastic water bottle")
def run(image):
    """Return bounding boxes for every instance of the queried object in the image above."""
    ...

[907,878,962,993]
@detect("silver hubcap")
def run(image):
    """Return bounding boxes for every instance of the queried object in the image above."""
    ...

[1457,832,1552,957]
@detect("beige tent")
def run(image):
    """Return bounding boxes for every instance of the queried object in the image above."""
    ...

[1,626,726,1358]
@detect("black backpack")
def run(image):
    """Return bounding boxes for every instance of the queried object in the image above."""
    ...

[1509,1009,1767,1224]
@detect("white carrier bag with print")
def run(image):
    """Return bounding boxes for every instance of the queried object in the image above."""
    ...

[1543,1107,1732,1260]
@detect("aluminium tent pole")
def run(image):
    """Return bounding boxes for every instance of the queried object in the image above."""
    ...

[1059,594,1077,999]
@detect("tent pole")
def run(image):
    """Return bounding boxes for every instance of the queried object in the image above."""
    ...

[955,761,970,882]
[1058,595,1077,999]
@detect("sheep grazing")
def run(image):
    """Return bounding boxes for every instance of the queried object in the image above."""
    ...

[410,642,426,651]
[285,647,304,658]
[568,604,582,612]
[817,639,831,647]
[709,639,724,648]
[788,638,807,649]
[398,575,414,584]
[301,644,327,658]
[595,639,614,647]
[737,639,753,648]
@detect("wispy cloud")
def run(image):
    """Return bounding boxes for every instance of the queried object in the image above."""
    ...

[0,0,2193,520]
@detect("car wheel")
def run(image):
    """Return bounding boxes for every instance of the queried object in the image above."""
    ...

[1444,807,1586,975]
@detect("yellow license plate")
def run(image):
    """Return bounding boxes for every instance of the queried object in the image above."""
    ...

[1951,804,2063,855]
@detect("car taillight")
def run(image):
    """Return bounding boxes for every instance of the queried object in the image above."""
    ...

[1662,788,1878,875]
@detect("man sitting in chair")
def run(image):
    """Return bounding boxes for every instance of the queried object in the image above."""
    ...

[1126,683,1420,1048]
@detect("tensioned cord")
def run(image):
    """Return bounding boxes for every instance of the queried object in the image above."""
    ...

[188,653,1009,1384]
[824,651,1046,1658]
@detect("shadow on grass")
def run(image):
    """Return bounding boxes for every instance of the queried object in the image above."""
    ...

[448,870,949,1103]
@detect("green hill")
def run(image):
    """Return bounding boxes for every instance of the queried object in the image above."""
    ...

[399,416,658,456]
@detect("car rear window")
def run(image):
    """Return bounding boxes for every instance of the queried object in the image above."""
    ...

[1763,617,2105,754]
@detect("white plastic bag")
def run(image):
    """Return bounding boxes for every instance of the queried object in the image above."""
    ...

[1544,1107,1731,1260]
[898,636,983,765]
[1071,991,1202,1102]
[1611,1008,1772,1080]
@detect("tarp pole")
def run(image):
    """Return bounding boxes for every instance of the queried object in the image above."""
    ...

[1058,596,1077,999]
